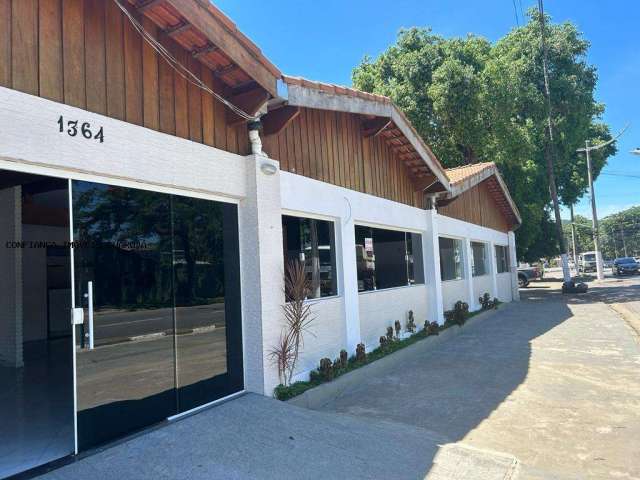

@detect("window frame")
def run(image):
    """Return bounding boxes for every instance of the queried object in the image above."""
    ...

[495,244,510,274]
[355,224,425,293]
[282,213,339,300]
[471,241,489,277]
[439,236,465,282]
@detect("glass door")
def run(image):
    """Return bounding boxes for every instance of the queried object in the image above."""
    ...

[71,181,177,450]
[0,171,74,478]
[71,180,244,450]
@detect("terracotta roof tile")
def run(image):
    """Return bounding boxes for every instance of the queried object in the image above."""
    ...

[445,162,495,185]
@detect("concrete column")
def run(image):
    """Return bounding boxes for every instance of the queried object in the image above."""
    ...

[508,231,520,301]
[488,241,498,298]
[464,237,476,310]
[238,155,285,396]
[0,187,23,368]
[339,209,361,352]
[424,210,444,324]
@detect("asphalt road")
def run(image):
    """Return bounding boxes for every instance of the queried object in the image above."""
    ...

[90,303,226,345]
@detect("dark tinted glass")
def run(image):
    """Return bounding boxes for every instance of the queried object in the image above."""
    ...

[355,226,424,291]
[282,215,337,298]
[174,198,243,413]
[471,242,487,276]
[0,172,74,477]
[72,181,243,448]
[495,245,509,273]
[439,237,464,281]
[73,181,176,450]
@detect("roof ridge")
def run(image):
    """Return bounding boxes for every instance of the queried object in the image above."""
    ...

[445,161,495,172]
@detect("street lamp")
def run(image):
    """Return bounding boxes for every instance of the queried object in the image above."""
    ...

[631,148,640,156]
[576,125,628,281]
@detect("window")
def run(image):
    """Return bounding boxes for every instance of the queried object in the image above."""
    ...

[471,241,488,276]
[282,215,337,298]
[355,225,424,292]
[495,245,509,273]
[439,237,464,281]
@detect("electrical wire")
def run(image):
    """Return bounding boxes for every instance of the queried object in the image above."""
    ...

[512,0,520,26]
[112,0,258,122]
[601,172,640,179]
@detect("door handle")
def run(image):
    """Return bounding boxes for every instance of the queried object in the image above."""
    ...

[83,281,95,350]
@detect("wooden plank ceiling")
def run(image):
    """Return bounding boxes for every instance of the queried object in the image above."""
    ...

[361,114,435,184]
[124,0,276,119]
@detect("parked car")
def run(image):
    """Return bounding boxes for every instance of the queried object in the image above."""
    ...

[603,259,614,269]
[517,263,544,288]
[613,257,640,276]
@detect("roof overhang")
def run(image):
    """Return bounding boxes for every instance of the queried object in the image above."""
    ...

[278,76,451,192]
[125,0,280,100]
[444,163,522,229]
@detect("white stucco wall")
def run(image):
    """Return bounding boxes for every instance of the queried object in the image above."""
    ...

[496,273,513,302]
[441,279,467,311]
[291,296,346,383]
[472,274,494,305]
[358,285,428,350]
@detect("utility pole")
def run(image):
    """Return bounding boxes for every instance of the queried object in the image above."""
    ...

[570,204,578,268]
[586,141,604,280]
[576,125,628,276]
[621,224,628,257]
[537,0,571,284]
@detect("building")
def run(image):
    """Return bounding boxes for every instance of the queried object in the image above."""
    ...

[0,1,519,477]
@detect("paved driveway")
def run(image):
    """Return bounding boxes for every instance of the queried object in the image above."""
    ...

[37,276,640,479]
[320,276,640,479]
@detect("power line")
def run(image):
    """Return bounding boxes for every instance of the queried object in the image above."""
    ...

[512,0,520,26]
[601,172,640,179]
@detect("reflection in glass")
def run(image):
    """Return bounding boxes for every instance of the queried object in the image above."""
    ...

[72,181,243,447]
[73,181,176,449]
[0,171,74,477]
[174,197,243,413]
[471,241,488,276]
[439,237,464,281]
[282,215,337,298]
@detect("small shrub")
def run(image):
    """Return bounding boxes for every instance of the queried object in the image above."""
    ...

[394,320,402,338]
[406,310,416,333]
[386,326,394,343]
[355,343,367,363]
[318,357,334,381]
[424,320,439,335]
[379,335,389,351]
[445,300,469,327]
[479,293,501,310]
[339,349,348,368]
[493,297,499,309]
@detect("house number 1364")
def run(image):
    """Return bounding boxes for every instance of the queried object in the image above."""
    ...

[57,115,104,143]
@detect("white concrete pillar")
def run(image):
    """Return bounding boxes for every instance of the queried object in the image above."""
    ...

[0,187,23,368]
[508,231,520,301]
[464,237,477,310]
[339,210,361,352]
[424,210,444,324]
[238,155,285,396]
[488,241,498,298]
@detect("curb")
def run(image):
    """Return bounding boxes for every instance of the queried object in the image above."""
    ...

[287,302,517,409]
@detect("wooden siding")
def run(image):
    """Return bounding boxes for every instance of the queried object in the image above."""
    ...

[438,180,510,232]
[0,0,249,155]
[262,107,422,208]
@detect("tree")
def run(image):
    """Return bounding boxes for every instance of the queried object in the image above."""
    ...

[352,11,615,261]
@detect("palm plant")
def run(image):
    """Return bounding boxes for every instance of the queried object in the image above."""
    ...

[269,259,315,387]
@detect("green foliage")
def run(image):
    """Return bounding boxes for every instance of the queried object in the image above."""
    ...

[352,11,616,260]
[444,301,470,327]
[479,293,500,310]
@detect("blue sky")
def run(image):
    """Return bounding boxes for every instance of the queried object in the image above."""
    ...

[216,0,640,219]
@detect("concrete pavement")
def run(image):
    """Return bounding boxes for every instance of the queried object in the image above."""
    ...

[35,275,640,479]
[319,275,640,479]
